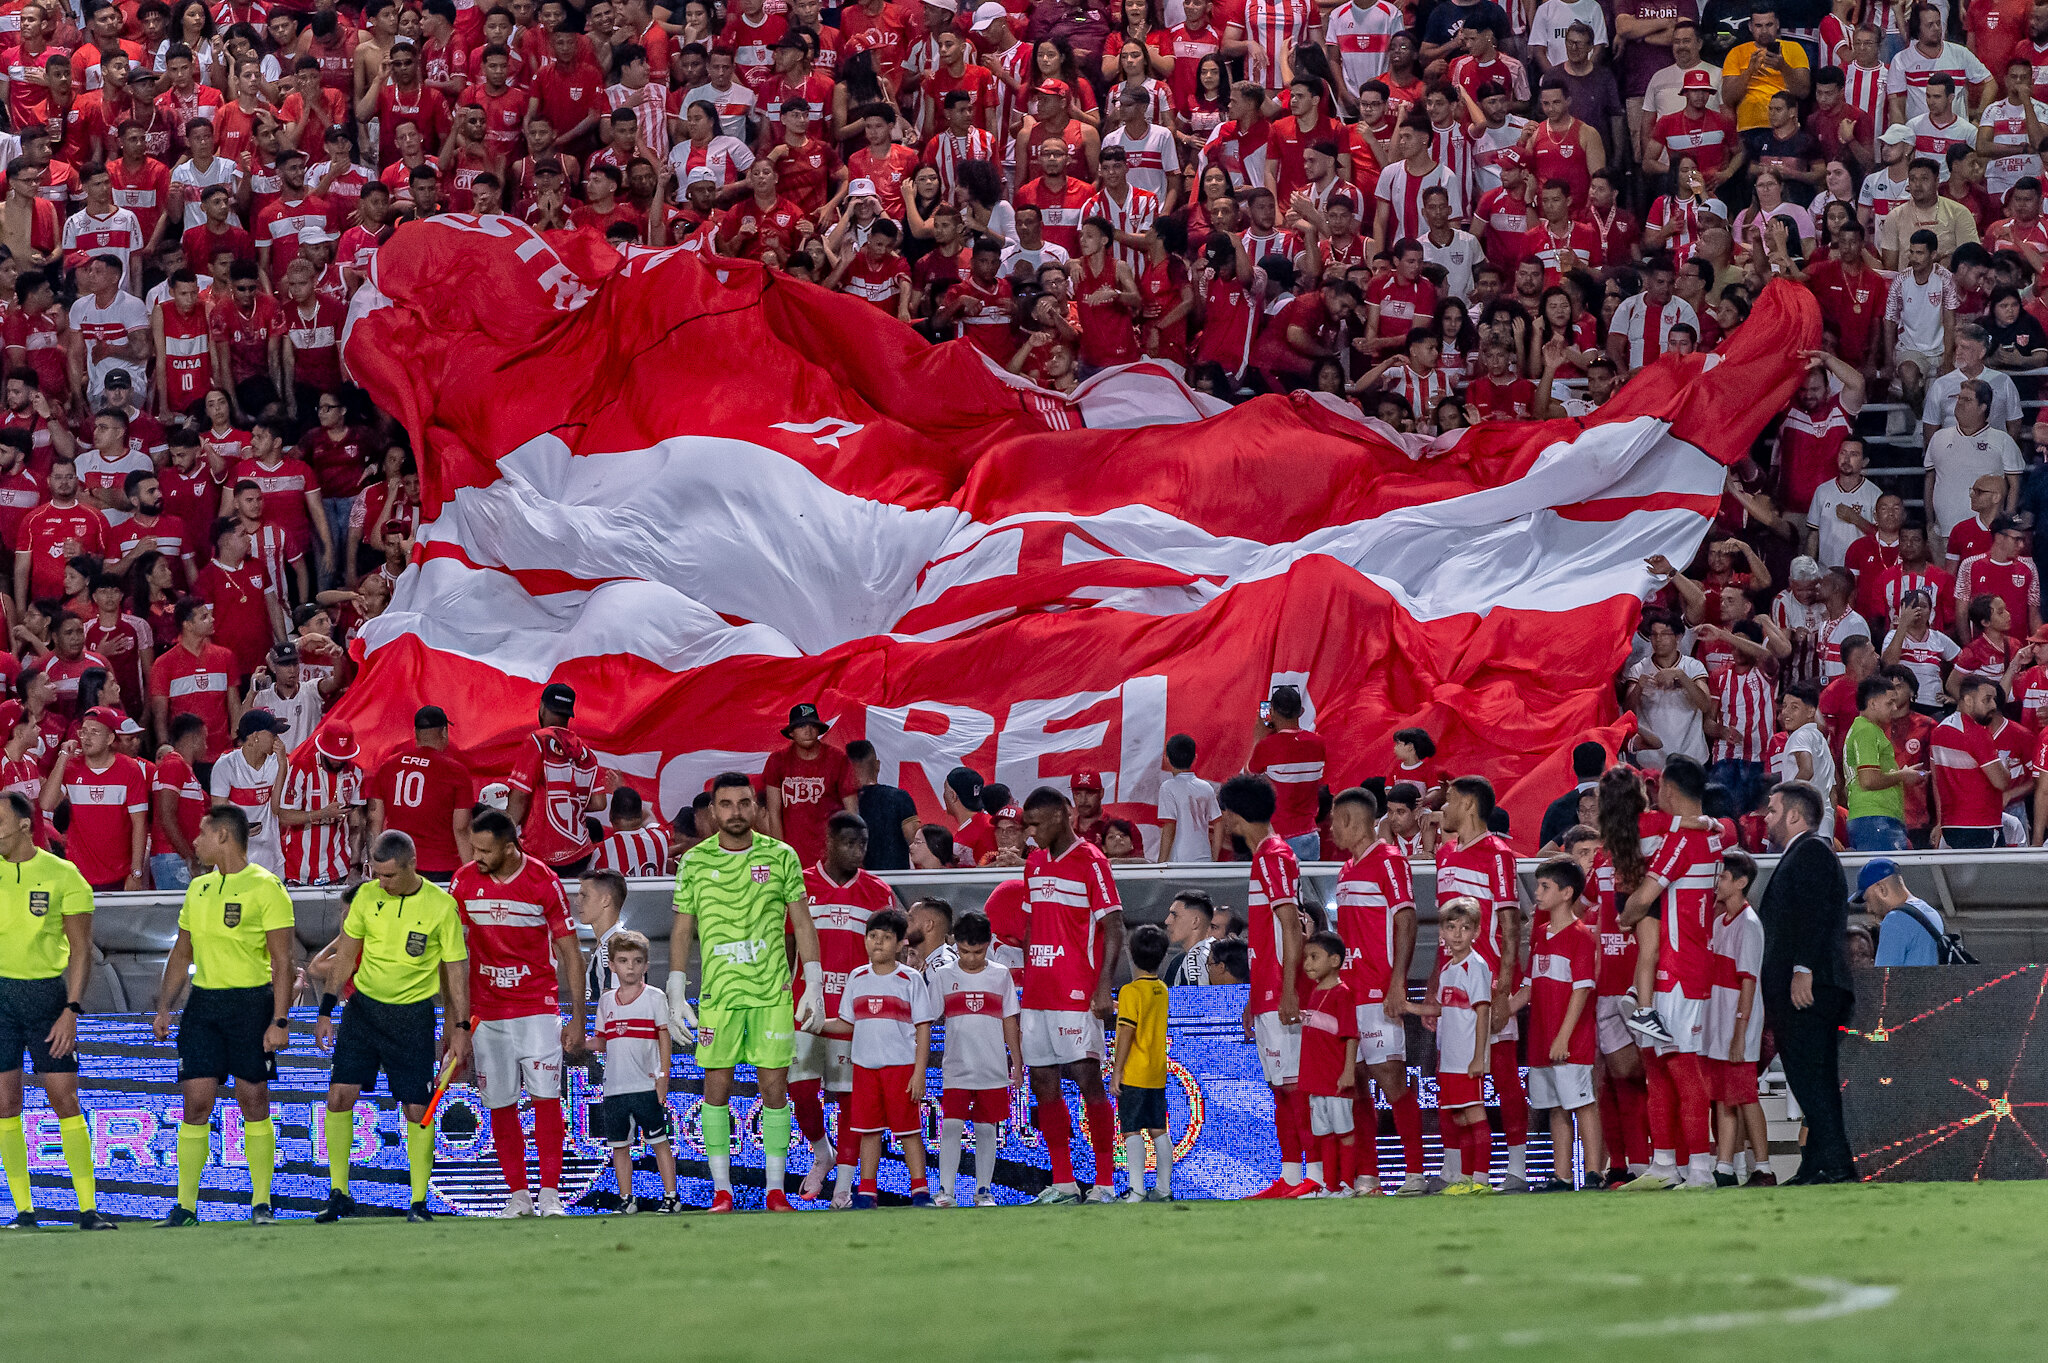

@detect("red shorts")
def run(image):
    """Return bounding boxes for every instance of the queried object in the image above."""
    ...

[939,1085,1011,1123]
[850,1063,922,1135]
[1711,1057,1759,1106]
[1437,1071,1485,1110]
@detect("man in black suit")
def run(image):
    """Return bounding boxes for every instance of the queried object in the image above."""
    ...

[1537,742,1608,849]
[1758,780,1859,1184]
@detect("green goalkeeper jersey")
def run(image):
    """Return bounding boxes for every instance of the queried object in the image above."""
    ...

[673,832,805,1009]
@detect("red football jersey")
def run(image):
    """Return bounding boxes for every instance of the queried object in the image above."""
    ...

[1527,912,1598,1065]
[1644,820,1725,1000]
[800,862,896,1014]
[505,726,600,867]
[1331,841,1412,1003]
[58,753,149,885]
[452,851,578,1021]
[761,741,860,866]
[1246,833,1307,1014]
[1433,831,1518,971]
[1247,728,1326,838]
[1020,837,1121,1010]
[372,742,475,875]
[1297,978,1358,1097]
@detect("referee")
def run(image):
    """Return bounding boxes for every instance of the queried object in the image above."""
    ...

[313,830,470,1223]
[0,791,113,1229]
[152,804,296,1226]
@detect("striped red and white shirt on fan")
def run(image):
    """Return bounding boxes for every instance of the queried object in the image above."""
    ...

[1232,0,1313,89]
[1608,293,1700,369]
[1082,184,1159,271]
[1382,359,1453,418]
[1710,664,1775,763]
[1842,60,1887,128]
[1375,161,1459,243]
[606,82,672,161]
[988,40,1035,165]
[1646,195,1721,260]
[1427,122,1477,207]
[591,823,673,876]
[279,758,364,885]
[925,126,997,200]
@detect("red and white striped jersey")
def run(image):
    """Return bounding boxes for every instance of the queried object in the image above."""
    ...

[1710,664,1776,764]
[1234,0,1312,89]
[1382,357,1453,416]
[590,823,672,877]
[279,757,364,885]
[800,862,896,1015]
[595,982,669,1093]
[987,40,1034,162]
[1239,225,1303,263]
[1021,837,1121,1010]
[837,961,938,1067]
[1820,13,1851,66]
[1082,183,1160,272]
[1332,841,1413,1003]
[606,81,672,160]
[1609,292,1699,369]
[1427,120,1477,206]
[1104,78,1174,127]
[1325,0,1403,92]
[1375,159,1459,242]
[1842,60,1887,127]
[924,125,997,200]
[1646,194,1722,260]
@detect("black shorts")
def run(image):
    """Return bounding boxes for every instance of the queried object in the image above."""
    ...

[600,1089,673,1147]
[1119,1084,1167,1134]
[333,994,438,1105]
[0,975,74,1076]
[177,985,278,1085]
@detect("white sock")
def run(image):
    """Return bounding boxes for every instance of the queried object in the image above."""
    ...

[811,1134,834,1166]
[1305,1159,1324,1188]
[1687,1152,1714,1176]
[1735,1151,1753,1178]
[833,1164,854,1196]
[1152,1131,1172,1197]
[1281,1160,1302,1184]
[1629,1161,1649,1174]
[1717,1161,1735,1176]
[1652,1148,1678,1171]
[1506,1144,1527,1178]
[973,1122,999,1190]
[940,1119,964,1196]
[1440,1146,1462,1181]
[708,1153,732,1193]
[1124,1134,1147,1192]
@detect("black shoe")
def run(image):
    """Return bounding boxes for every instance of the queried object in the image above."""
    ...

[1782,1167,1817,1187]
[313,1191,355,1224]
[406,1202,434,1223]
[249,1203,274,1225]
[1714,1171,1739,1188]
[1533,1177,1576,1193]
[4,1210,37,1229]
[155,1206,199,1228]
[1603,1169,1631,1189]
[1808,1167,1858,1185]
[75,1210,117,1230]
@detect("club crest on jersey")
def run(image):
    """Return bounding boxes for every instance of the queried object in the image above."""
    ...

[24,889,48,916]
[751,864,772,884]
[406,930,428,957]
[965,995,984,1012]
[223,901,242,927]
[865,996,883,1014]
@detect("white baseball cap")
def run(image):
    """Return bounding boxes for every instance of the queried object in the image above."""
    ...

[923,0,958,11]
[848,177,879,198]
[970,1,1007,29]
[684,166,719,187]
[1879,123,1915,147]
[479,782,511,811]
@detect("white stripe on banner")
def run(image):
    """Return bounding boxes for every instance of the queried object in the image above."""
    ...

[361,420,1723,681]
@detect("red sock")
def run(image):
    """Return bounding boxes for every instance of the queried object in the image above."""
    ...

[1466,1121,1491,1180]
[488,1105,527,1192]
[1338,1138,1359,1189]
[790,1079,826,1143]
[858,1175,877,1195]
[1037,1093,1075,1185]
[532,1100,565,1190]
[1490,1039,1527,1145]
[1615,1072,1650,1167]
[1668,1051,1713,1161]
[1084,1099,1117,1188]
[1271,1085,1302,1167]
[835,1111,860,1168]
[1351,1092,1380,1181]
[1596,1073,1625,1170]
[1320,1133,1341,1186]
[1390,1086,1426,1175]
[1642,1049,1677,1154]
[1290,1086,1315,1172]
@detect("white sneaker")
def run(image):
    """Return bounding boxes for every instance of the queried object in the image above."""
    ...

[536,1188,565,1217]
[1326,1185,1355,1199]
[830,1187,853,1210]
[972,1190,997,1207]
[1393,1174,1429,1197]
[501,1189,534,1218]
[1678,1168,1718,1190]
[932,1192,956,1208]
[1354,1177,1382,1197]
[799,1162,830,1201]
[1084,1185,1118,1204]
[1121,1189,1145,1203]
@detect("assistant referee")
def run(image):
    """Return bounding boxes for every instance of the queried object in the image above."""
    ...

[153,804,296,1226]
[313,830,471,1223]
[0,791,112,1229]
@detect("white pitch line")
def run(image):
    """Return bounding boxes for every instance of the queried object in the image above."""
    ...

[1446,1277,1900,1351]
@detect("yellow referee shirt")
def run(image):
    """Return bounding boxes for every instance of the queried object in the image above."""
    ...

[0,851,94,981]
[179,864,295,990]
[343,879,466,1006]
[1115,976,1170,1089]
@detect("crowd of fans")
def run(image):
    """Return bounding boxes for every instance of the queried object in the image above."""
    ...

[8,0,2048,893]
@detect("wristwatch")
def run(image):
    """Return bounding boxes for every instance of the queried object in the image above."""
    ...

[456,1018,473,1031]
[63,1000,82,1016]
[272,1017,290,1031]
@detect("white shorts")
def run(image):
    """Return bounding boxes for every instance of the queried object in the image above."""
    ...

[1651,989,1706,1057]
[1528,1062,1596,1112]
[1020,1009,1103,1069]
[471,1013,563,1109]
[1253,1011,1302,1085]
[1596,994,1638,1056]
[1307,1092,1354,1136]
[1356,1001,1405,1065]
[790,1028,854,1093]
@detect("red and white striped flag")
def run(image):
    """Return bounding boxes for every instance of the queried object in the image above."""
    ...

[334,217,1819,849]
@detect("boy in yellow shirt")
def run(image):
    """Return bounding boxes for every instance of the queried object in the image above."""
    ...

[1111,924,1173,1202]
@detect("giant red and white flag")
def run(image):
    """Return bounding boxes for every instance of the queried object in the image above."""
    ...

[336,217,1818,849]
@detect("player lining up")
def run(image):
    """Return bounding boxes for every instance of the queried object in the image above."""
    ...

[595,929,680,1213]
[930,910,1021,1207]
[1415,897,1493,1195]
[826,907,936,1207]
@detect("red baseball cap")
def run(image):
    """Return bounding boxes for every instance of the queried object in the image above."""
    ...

[1494,144,1525,170]
[1037,78,1070,99]
[993,804,1023,823]
[1070,771,1104,794]
[82,706,123,734]
[0,701,23,732]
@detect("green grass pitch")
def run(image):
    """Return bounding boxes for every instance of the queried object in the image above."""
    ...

[3,1183,2044,1362]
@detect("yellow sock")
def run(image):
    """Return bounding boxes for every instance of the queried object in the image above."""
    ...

[176,1122,208,1211]
[407,1121,433,1203]
[0,1114,31,1213]
[325,1109,353,1194]
[58,1114,95,1213]
[244,1117,276,1207]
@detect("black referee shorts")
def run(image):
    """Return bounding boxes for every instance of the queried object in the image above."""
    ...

[333,994,438,1105]
[0,975,74,1076]
[177,985,278,1086]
